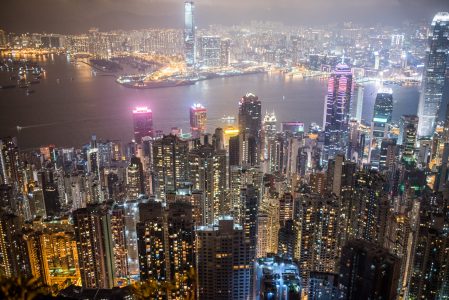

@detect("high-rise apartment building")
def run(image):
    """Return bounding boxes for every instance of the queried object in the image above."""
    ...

[188,144,226,224]
[196,217,251,300]
[339,239,400,300]
[72,205,114,289]
[152,134,189,200]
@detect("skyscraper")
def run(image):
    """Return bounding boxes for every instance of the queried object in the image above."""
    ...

[417,12,449,137]
[297,192,340,288]
[198,36,221,67]
[190,103,207,138]
[399,115,419,162]
[196,217,251,300]
[132,107,153,143]
[323,63,353,163]
[184,1,196,69]
[137,200,195,298]
[126,156,145,199]
[238,93,262,165]
[152,134,189,200]
[188,144,227,224]
[72,205,114,289]
[370,88,393,169]
[339,239,400,300]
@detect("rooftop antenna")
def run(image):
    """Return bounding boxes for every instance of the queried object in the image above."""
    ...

[341,51,346,64]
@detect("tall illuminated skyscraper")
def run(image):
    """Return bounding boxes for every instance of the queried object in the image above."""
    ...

[190,103,207,138]
[188,144,226,224]
[399,115,419,162]
[417,12,449,137]
[238,93,262,165]
[72,205,114,289]
[370,88,393,169]
[137,200,195,298]
[132,107,153,143]
[152,134,189,200]
[196,217,251,300]
[323,63,353,164]
[184,1,196,69]
[126,156,145,199]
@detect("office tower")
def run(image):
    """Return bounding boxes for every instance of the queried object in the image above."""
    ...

[137,200,195,298]
[72,205,114,289]
[196,217,251,300]
[190,103,207,138]
[220,38,231,67]
[352,85,364,122]
[399,115,419,162]
[198,36,221,67]
[132,107,154,143]
[323,63,353,163]
[297,192,340,288]
[152,134,189,200]
[0,137,21,187]
[110,205,128,282]
[370,88,393,169]
[308,272,345,300]
[0,210,30,278]
[37,170,61,216]
[254,255,301,300]
[418,12,449,137]
[24,218,80,286]
[281,122,305,135]
[126,156,145,199]
[339,240,400,300]
[379,138,397,172]
[188,144,226,224]
[256,197,279,258]
[239,93,262,165]
[184,1,195,68]
[262,111,277,163]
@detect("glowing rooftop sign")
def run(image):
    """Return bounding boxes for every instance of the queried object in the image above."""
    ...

[133,106,152,114]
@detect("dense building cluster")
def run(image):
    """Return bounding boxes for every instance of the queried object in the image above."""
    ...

[1,1,449,299]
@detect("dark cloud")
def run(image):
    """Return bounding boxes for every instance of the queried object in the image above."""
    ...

[0,0,448,33]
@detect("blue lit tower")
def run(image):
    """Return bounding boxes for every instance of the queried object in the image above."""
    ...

[184,1,196,69]
[370,87,393,169]
[323,63,353,164]
[417,12,449,137]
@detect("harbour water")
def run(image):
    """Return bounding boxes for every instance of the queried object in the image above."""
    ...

[0,54,420,149]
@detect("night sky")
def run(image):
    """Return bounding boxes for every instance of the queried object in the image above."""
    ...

[1,0,449,33]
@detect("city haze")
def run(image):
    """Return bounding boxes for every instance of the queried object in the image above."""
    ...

[1,0,449,33]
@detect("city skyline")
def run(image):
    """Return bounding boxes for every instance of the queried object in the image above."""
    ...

[1,2,449,299]
[1,0,449,34]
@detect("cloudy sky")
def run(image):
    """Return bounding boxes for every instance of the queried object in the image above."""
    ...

[1,0,449,33]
